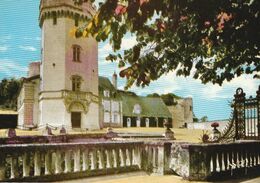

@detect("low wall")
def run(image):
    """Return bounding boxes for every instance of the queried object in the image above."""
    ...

[187,120,229,132]
[170,141,260,181]
[0,140,173,182]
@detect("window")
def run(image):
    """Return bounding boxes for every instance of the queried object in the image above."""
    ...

[75,14,79,27]
[72,75,81,91]
[113,114,118,123]
[72,45,81,62]
[53,12,57,25]
[103,90,110,97]
[133,104,141,114]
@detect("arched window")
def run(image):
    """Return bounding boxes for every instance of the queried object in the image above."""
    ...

[72,45,81,62]
[72,75,82,91]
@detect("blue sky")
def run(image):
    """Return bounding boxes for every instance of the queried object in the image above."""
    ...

[0,0,259,121]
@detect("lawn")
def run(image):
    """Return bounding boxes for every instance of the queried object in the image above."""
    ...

[0,127,205,143]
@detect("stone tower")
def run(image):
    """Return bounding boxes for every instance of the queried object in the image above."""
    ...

[112,72,117,89]
[38,0,99,129]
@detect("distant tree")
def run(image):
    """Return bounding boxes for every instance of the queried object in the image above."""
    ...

[147,93,181,106]
[200,116,208,122]
[0,78,21,110]
[146,93,160,97]
[193,112,199,122]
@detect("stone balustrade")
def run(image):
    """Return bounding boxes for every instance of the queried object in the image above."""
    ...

[0,141,143,182]
[171,141,260,181]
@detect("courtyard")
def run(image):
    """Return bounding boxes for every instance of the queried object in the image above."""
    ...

[0,127,203,143]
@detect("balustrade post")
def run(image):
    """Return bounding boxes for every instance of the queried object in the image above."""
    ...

[0,154,5,180]
[44,151,52,175]
[91,149,97,170]
[106,149,113,168]
[74,149,81,172]
[120,148,127,167]
[23,152,30,177]
[55,151,62,174]
[64,151,71,173]
[133,146,142,169]
[34,151,41,176]
[82,149,89,171]
[126,148,133,166]
[98,149,105,169]
[157,146,165,175]
[113,149,120,168]
[10,156,19,179]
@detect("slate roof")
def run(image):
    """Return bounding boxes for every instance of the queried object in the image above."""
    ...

[119,91,172,118]
[98,76,116,92]
[98,76,172,118]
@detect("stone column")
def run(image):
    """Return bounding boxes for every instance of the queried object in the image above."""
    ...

[82,149,89,171]
[34,151,41,176]
[23,152,30,177]
[106,149,113,168]
[44,151,52,175]
[90,149,97,170]
[55,151,62,174]
[0,154,6,180]
[74,149,81,172]
[64,151,71,173]
[120,148,126,167]
[98,149,105,169]
[10,156,18,179]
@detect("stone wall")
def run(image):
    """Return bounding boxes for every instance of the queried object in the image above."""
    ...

[187,120,229,132]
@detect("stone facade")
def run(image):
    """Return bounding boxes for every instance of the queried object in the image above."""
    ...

[167,98,193,128]
[18,0,99,130]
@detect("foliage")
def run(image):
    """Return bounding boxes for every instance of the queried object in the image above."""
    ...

[200,115,208,122]
[74,0,259,89]
[147,92,181,106]
[0,78,21,110]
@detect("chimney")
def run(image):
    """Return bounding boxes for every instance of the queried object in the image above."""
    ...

[112,71,117,89]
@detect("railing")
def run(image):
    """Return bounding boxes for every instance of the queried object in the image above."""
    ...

[0,141,143,182]
[171,141,260,181]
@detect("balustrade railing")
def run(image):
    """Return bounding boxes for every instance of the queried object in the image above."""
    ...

[0,141,143,182]
[171,141,260,181]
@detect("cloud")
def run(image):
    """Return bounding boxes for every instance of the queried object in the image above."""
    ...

[19,45,37,52]
[23,37,41,41]
[0,46,8,52]
[0,59,27,77]
[0,35,11,43]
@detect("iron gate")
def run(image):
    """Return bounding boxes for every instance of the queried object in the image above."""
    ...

[234,86,260,140]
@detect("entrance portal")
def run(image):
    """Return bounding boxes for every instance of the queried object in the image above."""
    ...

[71,112,81,128]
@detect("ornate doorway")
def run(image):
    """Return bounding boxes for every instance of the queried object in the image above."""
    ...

[71,112,81,128]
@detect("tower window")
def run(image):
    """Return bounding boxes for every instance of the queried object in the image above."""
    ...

[72,45,81,62]
[75,14,79,27]
[53,12,57,25]
[72,75,82,91]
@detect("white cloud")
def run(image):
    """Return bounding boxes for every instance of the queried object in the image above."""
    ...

[19,45,37,52]
[0,35,11,43]
[23,37,41,41]
[0,59,27,77]
[0,46,8,52]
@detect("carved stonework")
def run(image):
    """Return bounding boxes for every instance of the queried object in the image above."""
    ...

[62,90,98,113]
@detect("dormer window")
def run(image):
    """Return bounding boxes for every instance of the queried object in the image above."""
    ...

[72,75,82,91]
[72,45,81,62]
[133,104,141,114]
[104,90,110,97]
